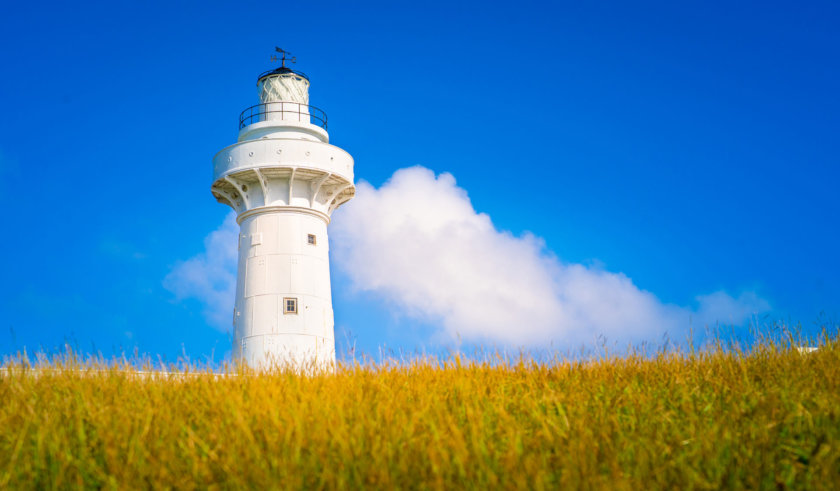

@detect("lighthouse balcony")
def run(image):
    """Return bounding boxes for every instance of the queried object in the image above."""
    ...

[238,102,328,142]
[240,102,327,129]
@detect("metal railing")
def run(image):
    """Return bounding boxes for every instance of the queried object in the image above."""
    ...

[239,102,328,130]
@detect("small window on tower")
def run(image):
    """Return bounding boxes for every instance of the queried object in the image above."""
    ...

[307,234,317,246]
[283,297,298,315]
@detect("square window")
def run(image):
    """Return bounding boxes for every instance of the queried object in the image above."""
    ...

[283,297,298,314]
[307,234,317,245]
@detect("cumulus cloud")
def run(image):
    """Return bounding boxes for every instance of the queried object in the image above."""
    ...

[164,213,238,331]
[165,166,770,346]
[330,166,770,347]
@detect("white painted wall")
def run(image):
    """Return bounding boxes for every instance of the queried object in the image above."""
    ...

[234,210,335,369]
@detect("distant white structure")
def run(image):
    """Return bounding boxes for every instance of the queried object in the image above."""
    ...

[212,53,355,369]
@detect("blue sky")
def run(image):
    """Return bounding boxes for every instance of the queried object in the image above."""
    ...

[0,0,837,362]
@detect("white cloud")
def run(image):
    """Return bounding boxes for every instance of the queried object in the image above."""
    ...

[163,213,238,331]
[695,290,770,327]
[165,166,770,346]
[330,166,770,347]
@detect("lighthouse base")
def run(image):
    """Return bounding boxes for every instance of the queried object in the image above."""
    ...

[239,333,335,371]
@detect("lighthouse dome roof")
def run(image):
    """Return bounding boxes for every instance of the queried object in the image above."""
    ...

[257,66,310,83]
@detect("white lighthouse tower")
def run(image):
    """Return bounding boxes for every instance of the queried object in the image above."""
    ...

[211,50,355,369]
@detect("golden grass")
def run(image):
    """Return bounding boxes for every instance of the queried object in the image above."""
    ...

[1,336,839,489]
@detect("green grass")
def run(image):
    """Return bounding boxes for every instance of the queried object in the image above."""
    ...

[1,335,839,489]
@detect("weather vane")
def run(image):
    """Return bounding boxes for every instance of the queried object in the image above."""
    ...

[270,47,296,68]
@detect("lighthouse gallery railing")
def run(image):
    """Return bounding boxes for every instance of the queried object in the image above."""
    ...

[239,102,328,130]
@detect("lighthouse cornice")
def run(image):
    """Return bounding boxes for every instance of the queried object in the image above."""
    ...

[213,138,354,184]
[211,164,355,219]
[213,137,352,164]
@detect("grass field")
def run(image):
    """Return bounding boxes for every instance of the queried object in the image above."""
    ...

[1,335,839,489]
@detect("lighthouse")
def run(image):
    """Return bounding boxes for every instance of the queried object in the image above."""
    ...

[211,50,355,369]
